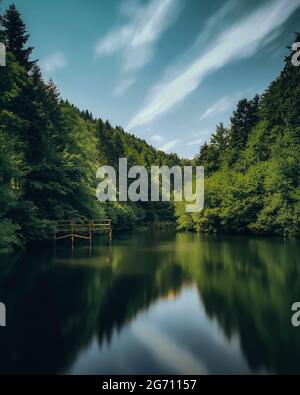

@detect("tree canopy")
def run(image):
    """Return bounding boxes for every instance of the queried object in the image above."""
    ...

[177,33,300,238]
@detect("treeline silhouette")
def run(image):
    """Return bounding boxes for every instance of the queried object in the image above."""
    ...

[0,4,182,253]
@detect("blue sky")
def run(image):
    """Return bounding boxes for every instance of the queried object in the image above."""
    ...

[2,0,300,158]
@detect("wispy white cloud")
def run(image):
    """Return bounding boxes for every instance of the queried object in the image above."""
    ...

[95,0,182,95]
[133,322,207,374]
[195,0,238,48]
[40,52,67,74]
[187,138,203,146]
[95,0,181,71]
[112,77,136,96]
[190,129,210,138]
[159,139,180,152]
[127,0,300,130]
[187,129,211,146]
[199,93,241,121]
[151,134,164,142]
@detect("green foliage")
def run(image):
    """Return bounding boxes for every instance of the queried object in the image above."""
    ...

[0,4,298,254]
[177,33,300,238]
[0,4,181,253]
[1,4,34,70]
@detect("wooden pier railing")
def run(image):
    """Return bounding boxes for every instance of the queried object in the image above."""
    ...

[54,219,112,248]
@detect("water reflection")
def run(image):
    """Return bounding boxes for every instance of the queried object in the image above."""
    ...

[0,233,299,374]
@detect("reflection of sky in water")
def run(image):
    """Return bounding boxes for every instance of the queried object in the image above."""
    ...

[69,287,266,375]
[1,232,298,374]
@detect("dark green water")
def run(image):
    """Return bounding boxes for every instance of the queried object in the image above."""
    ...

[0,232,300,375]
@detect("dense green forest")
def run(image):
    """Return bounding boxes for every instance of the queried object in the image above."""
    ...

[0,4,181,253]
[0,4,299,254]
[176,32,300,238]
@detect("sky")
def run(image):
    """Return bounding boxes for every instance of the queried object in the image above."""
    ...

[2,0,300,158]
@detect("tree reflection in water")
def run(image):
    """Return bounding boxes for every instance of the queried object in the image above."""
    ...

[0,232,299,374]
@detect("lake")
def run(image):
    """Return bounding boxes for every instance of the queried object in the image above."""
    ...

[0,232,299,374]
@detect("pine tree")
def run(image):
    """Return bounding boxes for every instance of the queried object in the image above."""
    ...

[211,122,229,151]
[196,142,219,175]
[1,4,35,70]
[228,95,260,164]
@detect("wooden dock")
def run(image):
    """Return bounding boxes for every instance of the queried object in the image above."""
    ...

[54,219,112,248]
[147,221,176,231]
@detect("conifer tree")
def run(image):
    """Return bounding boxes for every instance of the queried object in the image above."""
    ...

[1,4,34,70]
[211,123,229,151]
[229,95,260,163]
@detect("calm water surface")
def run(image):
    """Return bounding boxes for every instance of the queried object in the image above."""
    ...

[0,232,299,374]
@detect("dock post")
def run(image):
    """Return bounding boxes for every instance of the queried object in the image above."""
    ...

[53,232,56,253]
[108,220,112,242]
[71,220,74,250]
[89,220,92,251]
[53,222,56,251]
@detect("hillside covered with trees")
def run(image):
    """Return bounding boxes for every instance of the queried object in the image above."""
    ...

[0,4,299,254]
[176,33,300,238]
[0,4,181,253]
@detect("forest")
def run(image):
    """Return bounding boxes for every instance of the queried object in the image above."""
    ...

[0,4,184,253]
[0,4,299,254]
[176,32,300,239]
